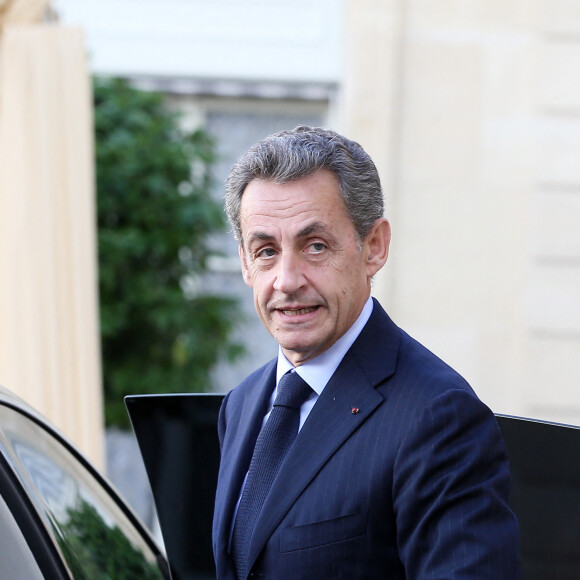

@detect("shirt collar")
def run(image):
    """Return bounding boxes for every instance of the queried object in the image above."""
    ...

[276,296,374,395]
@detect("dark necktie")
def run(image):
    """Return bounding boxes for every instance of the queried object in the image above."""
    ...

[230,371,312,579]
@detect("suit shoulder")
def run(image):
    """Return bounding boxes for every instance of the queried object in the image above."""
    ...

[354,300,476,402]
[390,328,477,402]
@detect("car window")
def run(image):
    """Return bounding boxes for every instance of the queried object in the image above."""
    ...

[0,492,45,579]
[0,405,166,579]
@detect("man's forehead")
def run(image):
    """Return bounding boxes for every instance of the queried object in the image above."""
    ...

[238,171,348,241]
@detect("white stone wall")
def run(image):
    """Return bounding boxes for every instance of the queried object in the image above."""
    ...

[344,0,580,425]
[524,0,580,424]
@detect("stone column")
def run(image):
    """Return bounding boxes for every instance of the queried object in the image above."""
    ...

[0,22,104,466]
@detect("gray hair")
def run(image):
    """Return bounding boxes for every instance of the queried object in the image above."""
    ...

[225,126,384,245]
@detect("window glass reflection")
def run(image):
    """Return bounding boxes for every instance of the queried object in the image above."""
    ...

[0,405,164,579]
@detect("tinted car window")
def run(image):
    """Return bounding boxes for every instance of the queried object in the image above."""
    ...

[0,492,44,579]
[0,405,165,579]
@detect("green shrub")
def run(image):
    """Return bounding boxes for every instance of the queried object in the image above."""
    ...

[94,78,243,428]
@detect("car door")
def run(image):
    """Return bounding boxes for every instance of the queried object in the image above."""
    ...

[0,393,170,579]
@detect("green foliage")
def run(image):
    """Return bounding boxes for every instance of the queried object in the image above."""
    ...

[94,77,243,428]
[52,499,164,579]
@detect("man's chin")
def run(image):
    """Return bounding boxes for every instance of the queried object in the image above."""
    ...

[279,340,324,366]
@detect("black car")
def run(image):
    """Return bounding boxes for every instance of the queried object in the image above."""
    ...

[0,385,169,579]
[2,385,579,580]
[126,393,580,580]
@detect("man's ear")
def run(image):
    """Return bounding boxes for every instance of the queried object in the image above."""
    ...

[364,218,391,277]
[238,245,253,287]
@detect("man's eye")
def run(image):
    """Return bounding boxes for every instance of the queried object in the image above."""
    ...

[257,247,276,258]
[309,242,326,253]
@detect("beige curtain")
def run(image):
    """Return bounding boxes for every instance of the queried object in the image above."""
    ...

[0,16,103,466]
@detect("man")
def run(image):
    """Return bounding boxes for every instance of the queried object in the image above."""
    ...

[212,126,520,579]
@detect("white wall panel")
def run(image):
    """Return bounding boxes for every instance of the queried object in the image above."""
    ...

[537,118,580,184]
[54,0,344,82]
[532,190,580,258]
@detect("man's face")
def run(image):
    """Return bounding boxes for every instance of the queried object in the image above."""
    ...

[238,170,389,366]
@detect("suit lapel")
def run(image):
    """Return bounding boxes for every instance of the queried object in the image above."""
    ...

[247,299,401,569]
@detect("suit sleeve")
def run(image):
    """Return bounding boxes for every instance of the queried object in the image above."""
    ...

[217,390,231,450]
[392,388,521,579]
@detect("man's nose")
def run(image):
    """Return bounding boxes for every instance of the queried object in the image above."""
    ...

[273,253,305,294]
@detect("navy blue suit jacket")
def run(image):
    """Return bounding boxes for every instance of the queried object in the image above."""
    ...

[213,300,520,579]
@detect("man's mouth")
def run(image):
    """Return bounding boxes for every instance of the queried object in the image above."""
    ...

[281,306,318,316]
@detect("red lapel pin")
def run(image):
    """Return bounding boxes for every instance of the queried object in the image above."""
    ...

[351,407,360,415]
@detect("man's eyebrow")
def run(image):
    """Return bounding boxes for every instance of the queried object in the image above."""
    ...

[245,222,337,248]
[247,232,275,246]
[297,222,336,240]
